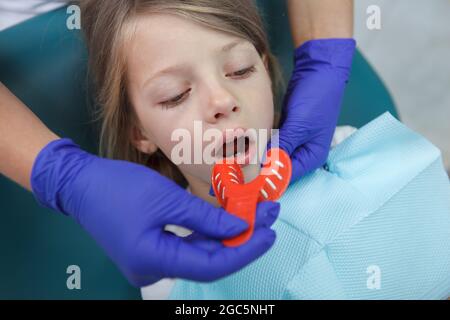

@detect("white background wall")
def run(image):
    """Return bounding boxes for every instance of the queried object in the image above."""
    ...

[0,0,66,31]
[354,0,450,174]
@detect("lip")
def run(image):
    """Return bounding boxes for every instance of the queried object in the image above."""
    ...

[213,127,257,166]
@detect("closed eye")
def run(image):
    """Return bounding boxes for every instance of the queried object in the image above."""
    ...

[160,88,191,109]
[227,66,256,78]
[159,66,256,109]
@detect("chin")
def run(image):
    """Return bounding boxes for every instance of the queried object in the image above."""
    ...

[242,163,261,184]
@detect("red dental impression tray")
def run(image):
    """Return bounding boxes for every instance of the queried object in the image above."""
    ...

[211,148,292,247]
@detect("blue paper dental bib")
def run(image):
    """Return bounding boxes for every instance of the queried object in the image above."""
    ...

[169,112,450,300]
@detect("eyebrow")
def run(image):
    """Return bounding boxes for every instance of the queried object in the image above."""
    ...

[142,40,249,90]
[221,39,248,53]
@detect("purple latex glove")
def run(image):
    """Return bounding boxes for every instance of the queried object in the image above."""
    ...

[272,38,356,182]
[31,138,280,287]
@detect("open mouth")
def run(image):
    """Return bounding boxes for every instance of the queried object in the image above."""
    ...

[222,136,249,158]
[215,135,254,165]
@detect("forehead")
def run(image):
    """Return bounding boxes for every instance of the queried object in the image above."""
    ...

[126,13,255,78]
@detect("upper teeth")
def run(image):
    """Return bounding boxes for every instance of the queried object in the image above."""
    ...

[223,136,246,158]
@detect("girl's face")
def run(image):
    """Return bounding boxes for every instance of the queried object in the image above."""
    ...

[126,13,274,202]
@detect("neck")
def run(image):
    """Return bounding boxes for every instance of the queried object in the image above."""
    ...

[184,173,220,207]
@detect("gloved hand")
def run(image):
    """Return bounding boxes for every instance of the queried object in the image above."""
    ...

[178,200,280,253]
[31,138,280,287]
[273,38,356,182]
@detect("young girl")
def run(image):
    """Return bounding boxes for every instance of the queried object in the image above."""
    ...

[78,0,450,300]
[80,0,285,191]
[79,0,287,298]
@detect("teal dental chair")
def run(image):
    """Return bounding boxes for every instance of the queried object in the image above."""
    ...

[0,3,398,299]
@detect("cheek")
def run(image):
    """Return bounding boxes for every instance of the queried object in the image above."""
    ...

[153,122,186,159]
[245,71,275,128]
[135,107,184,155]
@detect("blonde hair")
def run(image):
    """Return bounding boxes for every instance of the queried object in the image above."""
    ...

[78,0,284,186]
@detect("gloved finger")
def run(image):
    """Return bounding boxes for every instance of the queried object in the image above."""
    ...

[167,196,279,240]
[160,227,277,282]
[208,184,215,197]
[290,143,328,182]
[164,196,248,238]
[254,201,280,229]
[267,124,310,156]
[184,201,280,252]
[184,232,223,252]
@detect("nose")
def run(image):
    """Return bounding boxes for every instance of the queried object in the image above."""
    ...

[202,81,240,123]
